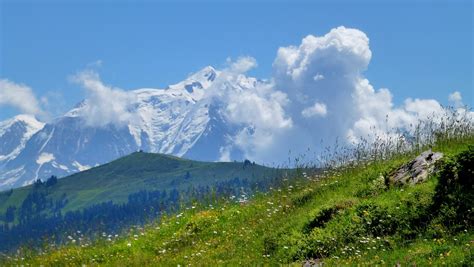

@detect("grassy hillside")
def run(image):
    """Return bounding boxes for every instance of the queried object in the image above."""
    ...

[0,152,292,252]
[0,152,286,217]
[2,134,472,265]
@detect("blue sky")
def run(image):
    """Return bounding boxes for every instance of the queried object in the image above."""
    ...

[0,0,472,121]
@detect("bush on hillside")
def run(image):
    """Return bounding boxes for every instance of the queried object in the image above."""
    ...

[431,146,473,233]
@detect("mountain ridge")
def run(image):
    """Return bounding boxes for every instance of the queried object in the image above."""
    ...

[0,66,260,190]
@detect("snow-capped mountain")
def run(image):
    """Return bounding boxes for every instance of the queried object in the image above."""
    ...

[0,66,253,191]
[0,115,44,164]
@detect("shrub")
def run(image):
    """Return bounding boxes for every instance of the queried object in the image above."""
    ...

[431,146,473,232]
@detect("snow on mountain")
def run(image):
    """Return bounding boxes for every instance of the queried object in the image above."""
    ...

[0,66,259,191]
[167,66,218,100]
[0,115,44,163]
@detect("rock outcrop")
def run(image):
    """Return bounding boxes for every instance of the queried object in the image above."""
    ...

[390,150,443,186]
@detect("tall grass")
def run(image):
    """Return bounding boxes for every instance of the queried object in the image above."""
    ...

[306,107,474,170]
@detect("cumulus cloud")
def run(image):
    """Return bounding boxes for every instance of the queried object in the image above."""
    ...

[205,57,292,160]
[274,26,371,85]
[227,56,258,73]
[221,26,454,163]
[71,70,137,127]
[0,79,45,116]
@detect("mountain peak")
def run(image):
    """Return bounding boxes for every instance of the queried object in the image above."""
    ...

[166,66,219,98]
[186,66,217,83]
[0,114,45,165]
[13,114,43,126]
[0,114,44,135]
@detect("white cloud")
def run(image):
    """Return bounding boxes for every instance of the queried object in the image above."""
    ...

[0,79,45,116]
[71,70,137,127]
[302,102,327,118]
[218,146,232,162]
[204,57,292,158]
[225,85,292,129]
[274,26,371,84]
[227,56,258,73]
[403,98,444,120]
[448,91,463,108]
[225,26,456,163]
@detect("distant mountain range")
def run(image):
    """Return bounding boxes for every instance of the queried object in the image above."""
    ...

[0,66,261,191]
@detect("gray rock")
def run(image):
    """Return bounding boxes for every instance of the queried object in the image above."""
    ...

[390,149,443,186]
